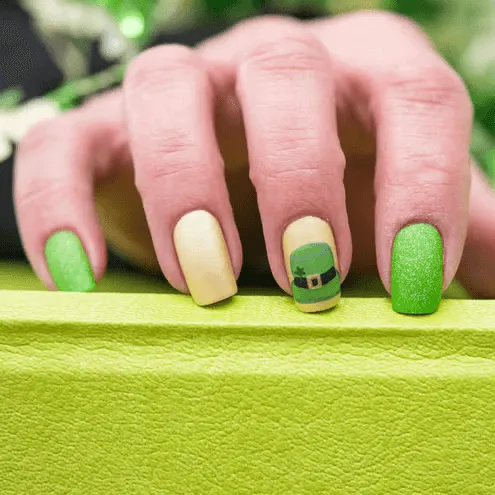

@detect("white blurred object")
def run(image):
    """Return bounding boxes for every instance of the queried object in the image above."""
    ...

[0,139,12,164]
[19,0,135,62]
[0,99,62,163]
[20,0,114,39]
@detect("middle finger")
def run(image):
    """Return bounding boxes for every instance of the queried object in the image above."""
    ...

[123,45,242,305]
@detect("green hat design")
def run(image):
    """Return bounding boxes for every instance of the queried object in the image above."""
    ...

[290,242,340,305]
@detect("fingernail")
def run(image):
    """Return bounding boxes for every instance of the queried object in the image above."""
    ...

[391,223,443,315]
[174,210,237,306]
[44,231,96,292]
[283,216,341,313]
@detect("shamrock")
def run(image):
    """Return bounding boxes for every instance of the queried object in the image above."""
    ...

[294,267,306,278]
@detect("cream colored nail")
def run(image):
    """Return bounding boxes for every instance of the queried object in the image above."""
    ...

[174,210,237,306]
[283,216,341,313]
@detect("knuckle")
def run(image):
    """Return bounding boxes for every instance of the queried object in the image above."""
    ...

[135,159,217,199]
[18,119,63,155]
[151,44,196,64]
[380,62,471,113]
[383,152,458,190]
[16,177,64,208]
[352,10,421,32]
[250,143,342,186]
[18,115,84,157]
[341,10,430,46]
[144,129,196,167]
[135,161,186,191]
[249,129,345,186]
[268,135,320,168]
[125,45,204,94]
[240,31,324,74]
[135,135,221,194]
[231,15,299,37]
[16,176,89,210]
[16,116,92,208]
[251,162,320,186]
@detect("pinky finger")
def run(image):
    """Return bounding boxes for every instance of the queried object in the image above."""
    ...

[14,114,112,292]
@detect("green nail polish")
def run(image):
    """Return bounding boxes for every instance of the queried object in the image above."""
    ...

[391,223,443,315]
[45,231,96,292]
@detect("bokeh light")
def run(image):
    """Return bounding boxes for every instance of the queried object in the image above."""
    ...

[119,12,145,39]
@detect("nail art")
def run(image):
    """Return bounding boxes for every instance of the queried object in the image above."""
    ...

[174,210,237,306]
[45,231,96,292]
[283,217,340,313]
[391,223,443,315]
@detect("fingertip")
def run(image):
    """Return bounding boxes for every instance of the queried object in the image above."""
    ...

[172,210,238,306]
[42,227,106,293]
[281,216,343,312]
[389,223,444,315]
[377,216,465,300]
[375,170,470,298]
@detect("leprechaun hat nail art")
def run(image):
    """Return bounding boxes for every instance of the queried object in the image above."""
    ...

[289,242,341,306]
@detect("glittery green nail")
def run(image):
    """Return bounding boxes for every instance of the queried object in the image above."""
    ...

[391,224,443,315]
[45,231,95,292]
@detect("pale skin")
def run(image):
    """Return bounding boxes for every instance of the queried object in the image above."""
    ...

[13,12,495,299]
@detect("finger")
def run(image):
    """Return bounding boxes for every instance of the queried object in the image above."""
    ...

[457,164,495,298]
[14,104,120,291]
[373,57,473,314]
[235,28,352,313]
[123,45,242,306]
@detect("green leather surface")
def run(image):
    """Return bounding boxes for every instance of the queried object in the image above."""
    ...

[1,262,494,494]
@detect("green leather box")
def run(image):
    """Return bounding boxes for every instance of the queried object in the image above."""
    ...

[1,262,494,494]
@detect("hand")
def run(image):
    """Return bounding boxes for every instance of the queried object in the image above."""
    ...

[14,11,495,313]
